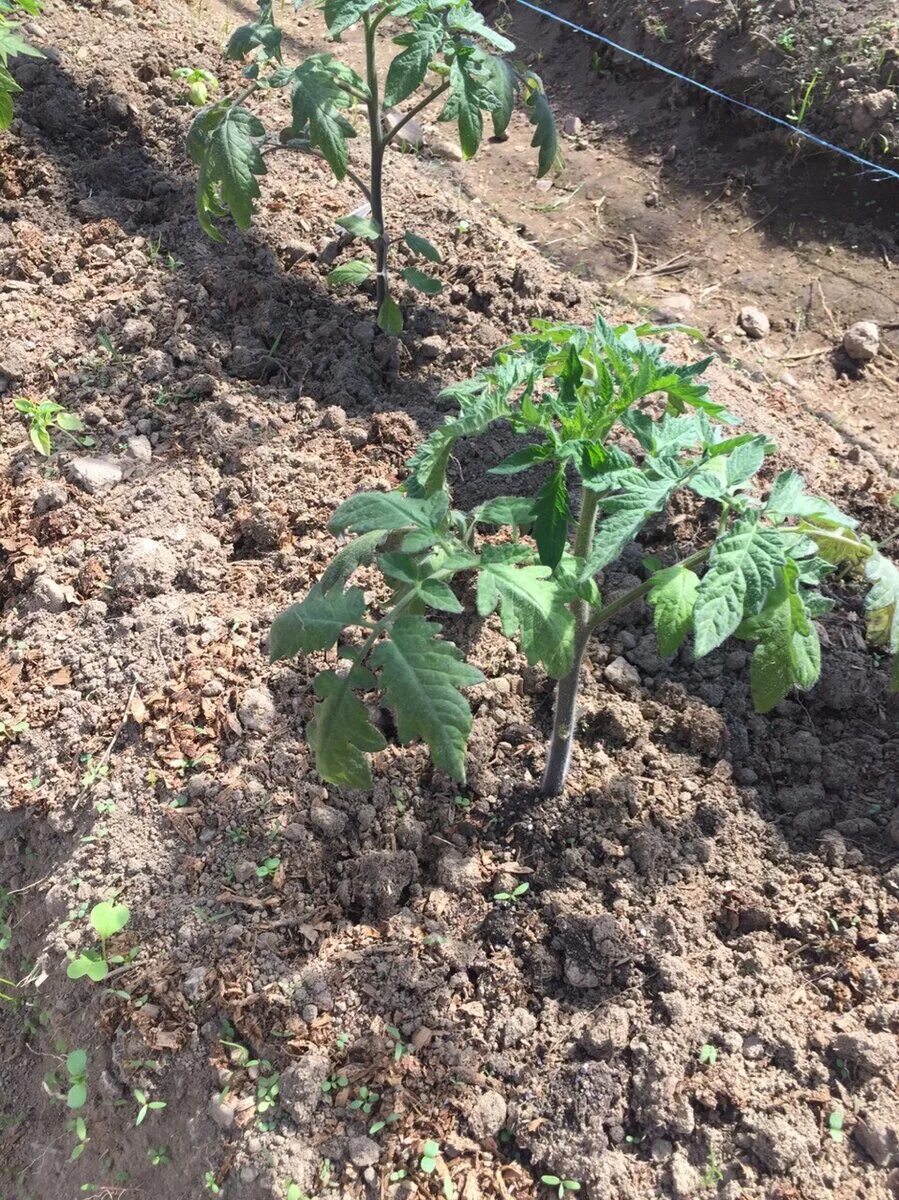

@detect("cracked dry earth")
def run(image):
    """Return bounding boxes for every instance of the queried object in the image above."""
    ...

[1,1,899,1199]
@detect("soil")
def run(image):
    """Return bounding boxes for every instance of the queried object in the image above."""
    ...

[1,2,899,1200]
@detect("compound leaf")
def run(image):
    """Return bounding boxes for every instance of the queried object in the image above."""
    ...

[372,617,483,781]
[693,512,786,657]
[477,545,575,678]
[439,47,497,159]
[308,670,386,789]
[765,470,857,527]
[270,585,366,660]
[384,15,444,107]
[581,460,685,579]
[488,55,517,137]
[286,55,357,179]
[189,105,266,238]
[648,565,700,656]
[330,490,447,535]
[736,560,821,712]
[446,2,515,51]
[322,0,379,36]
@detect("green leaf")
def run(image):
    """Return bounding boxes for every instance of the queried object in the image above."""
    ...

[319,529,385,592]
[90,901,129,939]
[270,585,366,660]
[488,55,517,137]
[446,3,515,51]
[693,512,786,657]
[286,55,358,179]
[29,423,51,456]
[0,88,13,130]
[524,74,559,178]
[372,616,483,781]
[67,1082,87,1110]
[533,464,569,570]
[226,21,282,62]
[307,670,386,789]
[189,104,267,238]
[490,443,551,475]
[55,412,84,432]
[439,47,498,159]
[736,560,821,712]
[474,496,537,528]
[336,213,380,239]
[404,231,442,262]
[384,15,444,107]
[794,519,872,566]
[66,1050,87,1077]
[765,470,857,527]
[378,552,465,613]
[477,545,575,678]
[581,460,686,578]
[330,490,447,535]
[377,294,404,334]
[401,265,443,295]
[66,952,108,982]
[864,551,899,689]
[328,259,373,287]
[322,0,379,36]
[648,565,700,656]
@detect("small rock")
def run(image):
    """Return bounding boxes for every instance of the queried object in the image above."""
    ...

[233,861,256,884]
[281,240,316,265]
[564,958,601,989]
[581,1004,630,1058]
[791,806,833,836]
[107,0,135,15]
[842,321,880,362]
[773,0,796,13]
[467,1089,507,1139]
[502,1007,537,1048]
[562,114,582,136]
[238,686,277,733]
[67,456,122,494]
[120,317,155,349]
[855,1098,899,1167]
[321,405,347,430]
[347,1136,380,1167]
[436,850,481,894]
[651,293,693,324]
[341,850,418,918]
[604,656,641,695]
[683,0,720,18]
[668,1152,701,1197]
[419,334,445,361]
[384,109,424,150]
[208,1092,237,1130]
[280,1052,329,1128]
[24,575,69,614]
[309,804,348,838]
[430,137,464,162]
[644,191,659,208]
[126,435,152,462]
[851,89,896,134]
[182,966,208,1002]
[739,306,770,339]
[742,1035,766,1061]
[32,481,68,515]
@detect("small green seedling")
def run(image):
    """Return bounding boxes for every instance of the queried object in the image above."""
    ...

[420,1139,441,1174]
[67,1115,89,1161]
[271,315,899,797]
[349,1085,379,1115]
[172,66,219,105]
[386,1025,407,1062]
[321,1072,349,1095]
[389,1170,408,1183]
[828,1109,844,1144]
[256,1069,280,1123]
[701,1147,725,1186]
[369,1111,400,1135]
[699,1044,718,1066]
[285,1182,311,1200]
[14,396,88,457]
[134,1088,166,1126]
[493,882,530,904]
[541,1176,581,1198]
[65,1049,88,1110]
[0,718,28,741]
[68,901,132,982]
[256,856,281,879]
[188,0,558,329]
[148,1146,171,1166]
[203,1171,222,1194]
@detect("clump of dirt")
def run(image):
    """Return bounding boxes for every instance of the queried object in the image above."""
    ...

[1,2,898,1200]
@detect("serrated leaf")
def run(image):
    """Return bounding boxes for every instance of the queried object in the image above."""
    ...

[490,443,551,475]
[404,231,441,262]
[270,585,365,660]
[406,387,514,497]
[384,15,444,107]
[533,464,569,570]
[401,265,443,295]
[581,459,686,579]
[488,55,517,137]
[736,560,821,712]
[864,551,899,689]
[377,294,404,334]
[477,545,575,678]
[226,21,282,62]
[330,490,447,535]
[336,213,380,239]
[524,74,559,178]
[439,47,497,158]
[322,0,379,36]
[765,470,857,527]
[189,104,267,238]
[372,617,483,780]
[648,565,700,656]
[474,496,537,527]
[693,512,786,657]
[794,519,872,566]
[447,2,515,51]
[378,553,464,613]
[286,55,357,179]
[308,670,386,789]
[328,258,373,287]
[319,529,385,591]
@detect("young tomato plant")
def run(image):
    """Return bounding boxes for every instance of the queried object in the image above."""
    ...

[188,0,558,331]
[14,396,89,457]
[270,315,899,795]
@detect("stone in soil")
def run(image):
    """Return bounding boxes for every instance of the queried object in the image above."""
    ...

[842,320,880,361]
[739,305,770,339]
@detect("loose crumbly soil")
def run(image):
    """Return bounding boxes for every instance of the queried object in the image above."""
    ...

[1,2,899,1200]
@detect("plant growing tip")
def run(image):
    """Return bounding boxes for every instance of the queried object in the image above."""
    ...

[186,0,559,330]
[270,313,899,795]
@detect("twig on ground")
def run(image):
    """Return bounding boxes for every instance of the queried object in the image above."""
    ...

[615,233,639,285]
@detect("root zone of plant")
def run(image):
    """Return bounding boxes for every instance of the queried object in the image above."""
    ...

[1,2,899,1200]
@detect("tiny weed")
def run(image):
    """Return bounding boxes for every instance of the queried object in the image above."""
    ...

[420,1139,441,1174]
[133,1088,166,1126]
[203,1171,221,1194]
[699,1043,718,1066]
[255,857,281,879]
[828,1109,844,1143]
[172,65,219,106]
[701,1147,725,1186]
[386,1025,407,1062]
[65,1049,88,1110]
[493,882,530,904]
[541,1176,581,1198]
[148,1146,171,1166]
[67,1115,89,1161]
[321,1072,348,1095]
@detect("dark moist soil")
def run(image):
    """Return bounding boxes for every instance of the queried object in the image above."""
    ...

[2,2,899,1200]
